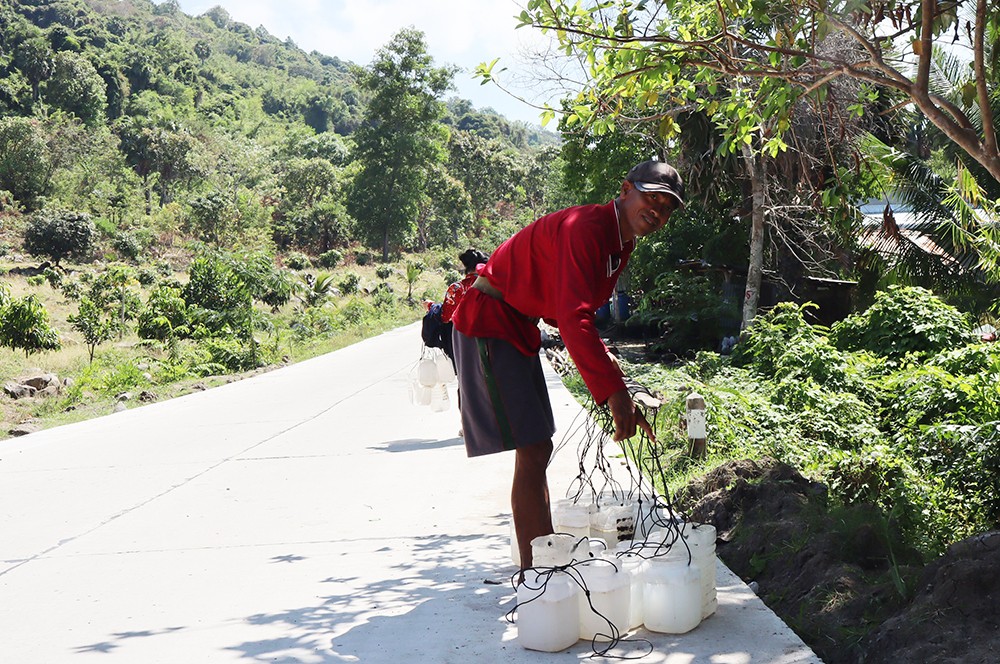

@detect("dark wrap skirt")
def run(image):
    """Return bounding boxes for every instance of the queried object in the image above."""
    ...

[452,327,556,457]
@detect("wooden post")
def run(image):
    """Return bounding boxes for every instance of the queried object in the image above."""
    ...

[686,392,707,459]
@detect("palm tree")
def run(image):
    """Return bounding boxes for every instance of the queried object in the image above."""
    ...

[295,272,339,308]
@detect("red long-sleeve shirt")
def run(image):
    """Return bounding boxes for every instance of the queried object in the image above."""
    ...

[452,201,632,405]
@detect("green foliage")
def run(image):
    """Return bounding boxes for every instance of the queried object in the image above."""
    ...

[294,272,338,308]
[137,283,189,341]
[371,281,396,310]
[23,208,96,266]
[404,260,423,301]
[354,250,372,266]
[627,270,739,354]
[731,302,824,373]
[317,249,342,268]
[831,286,972,361]
[348,28,455,259]
[0,292,61,356]
[68,296,117,362]
[43,51,106,125]
[338,271,360,294]
[0,116,51,209]
[375,265,393,281]
[112,230,144,262]
[284,252,311,270]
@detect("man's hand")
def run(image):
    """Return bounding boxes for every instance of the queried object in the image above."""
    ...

[606,388,656,443]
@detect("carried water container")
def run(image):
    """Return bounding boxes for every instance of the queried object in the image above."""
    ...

[517,569,580,652]
[615,544,649,630]
[552,499,591,540]
[682,523,718,618]
[643,552,702,634]
[590,500,636,549]
[577,555,630,642]
[435,353,456,383]
[429,382,450,412]
[417,357,438,387]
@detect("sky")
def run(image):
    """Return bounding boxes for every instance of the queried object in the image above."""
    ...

[169,0,556,126]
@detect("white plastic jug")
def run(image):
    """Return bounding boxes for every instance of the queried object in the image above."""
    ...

[615,544,649,630]
[429,382,450,412]
[577,555,631,642]
[643,554,702,634]
[531,533,580,567]
[517,569,580,652]
[590,500,636,550]
[682,523,718,618]
[553,499,590,540]
[417,357,438,387]
[435,353,456,383]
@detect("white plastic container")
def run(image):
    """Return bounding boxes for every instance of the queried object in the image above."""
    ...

[682,524,718,618]
[517,569,580,652]
[577,555,630,642]
[531,533,580,567]
[429,382,450,412]
[552,499,591,541]
[417,357,438,386]
[435,353,456,383]
[615,545,649,630]
[643,555,702,634]
[590,500,636,549]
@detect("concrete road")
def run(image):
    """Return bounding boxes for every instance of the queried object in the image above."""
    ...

[0,323,822,663]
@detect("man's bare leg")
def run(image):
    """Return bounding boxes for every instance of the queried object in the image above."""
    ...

[512,439,554,573]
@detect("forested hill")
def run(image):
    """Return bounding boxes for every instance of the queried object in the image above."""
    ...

[0,0,564,261]
[0,0,551,144]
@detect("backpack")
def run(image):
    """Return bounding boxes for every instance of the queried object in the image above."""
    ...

[421,303,445,348]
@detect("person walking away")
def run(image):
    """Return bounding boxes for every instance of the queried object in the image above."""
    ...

[451,160,684,571]
[439,248,489,368]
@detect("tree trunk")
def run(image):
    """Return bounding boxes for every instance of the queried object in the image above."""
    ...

[741,146,766,330]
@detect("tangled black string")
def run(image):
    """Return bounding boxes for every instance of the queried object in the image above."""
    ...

[507,555,654,660]
[524,375,710,658]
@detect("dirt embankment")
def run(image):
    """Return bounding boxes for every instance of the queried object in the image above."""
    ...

[675,459,1000,664]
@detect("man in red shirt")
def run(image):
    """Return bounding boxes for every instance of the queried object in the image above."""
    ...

[451,160,684,570]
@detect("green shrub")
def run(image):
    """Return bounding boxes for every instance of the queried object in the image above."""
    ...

[285,252,311,270]
[113,231,143,261]
[372,281,396,309]
[354,249,372,266]
[375,265,393,281]
[317,249,343,268]
[731,302,824,374]
[831,285,972,361]
[338,272,360,295]
[136,267,158,286]
[336,297,376,326]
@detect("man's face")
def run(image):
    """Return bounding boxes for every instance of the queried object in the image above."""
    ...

[619,180,679,240]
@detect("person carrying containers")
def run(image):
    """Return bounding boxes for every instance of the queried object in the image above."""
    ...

[450,160,685,571]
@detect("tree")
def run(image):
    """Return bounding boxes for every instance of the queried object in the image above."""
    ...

[501,1,907,325]
[43,51,107,126]
[23,209,95,267]
[68,297,116,363]
[512,0,1000,183]
[0,293,61,357]
[348,28,456,260]
[0,117,52,210]
[13,35,53,101]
